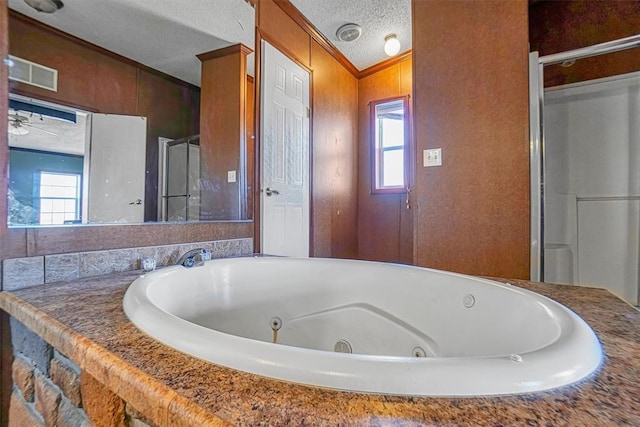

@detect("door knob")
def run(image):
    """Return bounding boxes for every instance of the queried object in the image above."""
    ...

[265,187,280,197]
[129,199,143,205]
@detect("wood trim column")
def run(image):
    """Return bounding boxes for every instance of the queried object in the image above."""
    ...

[197,44,253,220]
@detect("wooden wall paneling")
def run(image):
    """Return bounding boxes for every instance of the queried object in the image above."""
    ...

[529,0,640,54]
[0,229,28,265]
[400,58,412,98]
[198,46,250,221]
[359,195,403,261]
[0,1,8,239]
[412,0,529,279]
[257,0,311,68]
[94,54,138,115]
[309,40,358,258]
[359,51,412,79]
[1,2,10,422]
[357,61,413,263]
[399,58,414,265]
[8,13,98,110]
[274,0,359,77]
[530,1,640,87]
[137,70,201,221]
[8,12,199,97]
[246,77,255,220]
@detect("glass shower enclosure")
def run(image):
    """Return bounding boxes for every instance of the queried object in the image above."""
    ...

[530,35,640,306]
[158,135,201,222]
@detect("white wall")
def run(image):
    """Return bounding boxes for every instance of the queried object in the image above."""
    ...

[544,72,640,305]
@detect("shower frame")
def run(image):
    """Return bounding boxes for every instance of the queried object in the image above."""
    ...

[158,135,200,222]
[529,34,640,281]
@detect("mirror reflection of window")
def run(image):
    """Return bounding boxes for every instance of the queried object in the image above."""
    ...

[8,147,84,226]
[37,171,82,225]
[371,97,410,193]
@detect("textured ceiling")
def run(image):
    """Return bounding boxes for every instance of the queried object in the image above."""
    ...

[8,110,87,155]
[290,0,412,70]
[7,0,410,87]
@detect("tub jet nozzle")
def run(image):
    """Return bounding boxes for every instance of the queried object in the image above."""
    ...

[270,317,282,344]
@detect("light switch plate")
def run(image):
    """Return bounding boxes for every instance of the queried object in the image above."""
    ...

[423,148,442,167]
[227,170,237,183]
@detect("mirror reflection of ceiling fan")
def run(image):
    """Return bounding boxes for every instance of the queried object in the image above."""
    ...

[8,111,58,136]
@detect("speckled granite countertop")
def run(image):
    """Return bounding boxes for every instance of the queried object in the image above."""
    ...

[1,271,639,426]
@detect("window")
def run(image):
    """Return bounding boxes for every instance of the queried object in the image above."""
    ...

[37,171,81,225]
[371,96,409,193]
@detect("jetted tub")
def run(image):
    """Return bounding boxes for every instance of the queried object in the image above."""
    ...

[123,257,602,396]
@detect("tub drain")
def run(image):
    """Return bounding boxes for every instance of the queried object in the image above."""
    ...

[334,340,352,354]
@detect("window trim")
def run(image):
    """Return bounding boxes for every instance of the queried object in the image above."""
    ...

[36,170,82,225]
[370,95,411,195]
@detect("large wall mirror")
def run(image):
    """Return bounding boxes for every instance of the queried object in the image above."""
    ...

[5,0,256,227]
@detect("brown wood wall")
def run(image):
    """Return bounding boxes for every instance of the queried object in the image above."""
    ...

[7,12,201,222]
[257,0,359,258]
[357,58,413,263]
[0,4,8,240]
[0,1,9,423]
[246,78,255,220]
[412,0,530,279]
[310,41,359,258]
[199,48,248,220]
[530,0,640,87]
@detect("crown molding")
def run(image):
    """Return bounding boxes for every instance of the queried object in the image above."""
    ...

[274,0,360,77]
[197,44,254,62]
[358,50,412,79]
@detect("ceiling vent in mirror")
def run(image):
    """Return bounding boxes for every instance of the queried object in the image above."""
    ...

[8,55,58,92]
[336,23,362,42]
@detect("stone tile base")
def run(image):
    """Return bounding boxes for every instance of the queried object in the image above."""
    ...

[8,318,152,427]
[2,238,253,291]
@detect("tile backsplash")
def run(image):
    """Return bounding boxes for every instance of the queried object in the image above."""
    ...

[2,238,253,291]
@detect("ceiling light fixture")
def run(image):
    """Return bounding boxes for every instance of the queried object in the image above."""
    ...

[384,34,401,57]
[336,23,362,43]
[23,0,64,13]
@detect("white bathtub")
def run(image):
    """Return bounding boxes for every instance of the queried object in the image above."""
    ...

[123,257,602,396]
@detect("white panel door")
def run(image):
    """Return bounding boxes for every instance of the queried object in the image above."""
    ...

[88,114,147,223]
[260,41,310,257]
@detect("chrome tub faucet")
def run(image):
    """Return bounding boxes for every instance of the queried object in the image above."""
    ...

[177,248,212,268]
